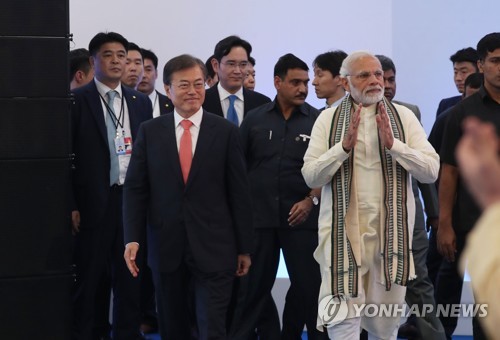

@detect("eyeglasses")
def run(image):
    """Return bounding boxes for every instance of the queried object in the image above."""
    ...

[346,70,384,81]
[221,61,249,70]
[171,81,205,91]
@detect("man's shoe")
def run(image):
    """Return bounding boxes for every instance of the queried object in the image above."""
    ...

[397,321,420,339]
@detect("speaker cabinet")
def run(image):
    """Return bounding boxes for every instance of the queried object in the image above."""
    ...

[0,273,73,339]
[0,37,69,98]
[0,98,71,159]
[0,0,69,37]
[0,159,73,277]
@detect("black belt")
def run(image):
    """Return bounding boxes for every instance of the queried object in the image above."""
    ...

[111,184,123,190]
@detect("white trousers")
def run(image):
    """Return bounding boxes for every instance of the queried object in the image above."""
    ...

[326,317,398,340]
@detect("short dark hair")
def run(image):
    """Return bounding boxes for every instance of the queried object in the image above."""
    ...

[88,32,129,56]
[205,55,216,78]
[248,56,256,66]
[313,50,347,77]
[163,54,207,85]
[213,35,252,62]
[464,72,484,90]
[274,53,308,79]
[141,48,159,69]
[477,32,500,61]
[127,42,143,59]
[450,47,478,65]
[69,48,91,82]
[375,54,396,74]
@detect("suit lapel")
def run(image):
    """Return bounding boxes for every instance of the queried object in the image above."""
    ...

[160,113,184,184]
[207,85,224,116]
[86,81,108,147]
[123,86,141,140]
[185,111,216,189]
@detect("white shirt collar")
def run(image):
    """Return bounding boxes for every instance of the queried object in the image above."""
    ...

[94,78,123,99]
[174,107,203,128]
[217,82,244,102]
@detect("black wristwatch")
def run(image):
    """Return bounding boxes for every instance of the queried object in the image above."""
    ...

[307,195,319,206]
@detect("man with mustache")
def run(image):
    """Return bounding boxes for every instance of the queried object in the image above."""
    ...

[234,53,326,339]
[302,51,439,339]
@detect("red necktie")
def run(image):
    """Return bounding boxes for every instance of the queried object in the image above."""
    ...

[179,119,193,183]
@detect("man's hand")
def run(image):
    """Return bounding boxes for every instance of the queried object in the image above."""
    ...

[124,243,140,277]
[288,198,313,227]
[437,224,457,262]
[457,117,500,209]
[342,104,361,152]
[71,210,80,235]
[236,254,251,277]
[376,101,394,150]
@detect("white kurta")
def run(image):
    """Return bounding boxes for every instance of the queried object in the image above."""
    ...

[302,102,439,338]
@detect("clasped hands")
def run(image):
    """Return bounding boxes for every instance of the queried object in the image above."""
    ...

[342,102,394,152]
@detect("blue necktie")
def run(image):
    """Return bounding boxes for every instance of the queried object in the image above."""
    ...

[227,94,239,126]
[106,90,120,185]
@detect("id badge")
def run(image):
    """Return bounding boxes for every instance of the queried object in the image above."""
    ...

[114,137,126,155]
[124,136,133,154]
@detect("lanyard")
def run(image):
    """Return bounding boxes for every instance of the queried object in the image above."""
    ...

[99,93,125,133]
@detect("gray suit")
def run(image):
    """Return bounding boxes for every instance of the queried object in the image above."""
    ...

[394,100,445,339]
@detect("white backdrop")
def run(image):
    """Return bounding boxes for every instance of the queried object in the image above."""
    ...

[71,0,500,280]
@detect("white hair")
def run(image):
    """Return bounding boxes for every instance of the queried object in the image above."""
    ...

[339,51,378,78]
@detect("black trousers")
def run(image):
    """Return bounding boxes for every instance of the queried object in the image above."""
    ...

[229,228,327,340]
[73,186,142,340]
[434,227,487,340]
[152,247,234,340]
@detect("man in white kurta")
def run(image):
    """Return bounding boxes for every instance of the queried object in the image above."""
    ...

[302,52,439,339]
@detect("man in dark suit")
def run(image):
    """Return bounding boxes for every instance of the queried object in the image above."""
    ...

[123,54,253,340]
[435,47,478,117]
[71,32,152,339]
[203,35,270,125]
[138,48,174,117]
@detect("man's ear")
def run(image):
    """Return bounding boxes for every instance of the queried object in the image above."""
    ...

[273,75,281,91]
[164,84,172,99]
[211,58,219,75]
[477,59,484,73]
[341,77,350,92]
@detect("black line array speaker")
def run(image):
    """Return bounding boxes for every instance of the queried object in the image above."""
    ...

[0,0,69,37]
[0,98,71,159]
[0,158,73,277]
[0,274,73,339]
[0,37,70,98]
[0,0,73,338]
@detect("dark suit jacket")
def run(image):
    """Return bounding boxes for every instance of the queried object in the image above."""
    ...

[71,80,152,227]
[435,95,461,118]
[202,84,270,119]
[156,90,174,115]
[123,111,253,274]
[394,100,439,221]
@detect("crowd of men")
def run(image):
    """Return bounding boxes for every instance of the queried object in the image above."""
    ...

[68,31,500,340]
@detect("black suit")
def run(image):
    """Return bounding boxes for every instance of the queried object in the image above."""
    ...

[123,111,253,339]
[71,80,152,339]
[157,90,174,115]
[202,84,270,119]
[435,95,461,118]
